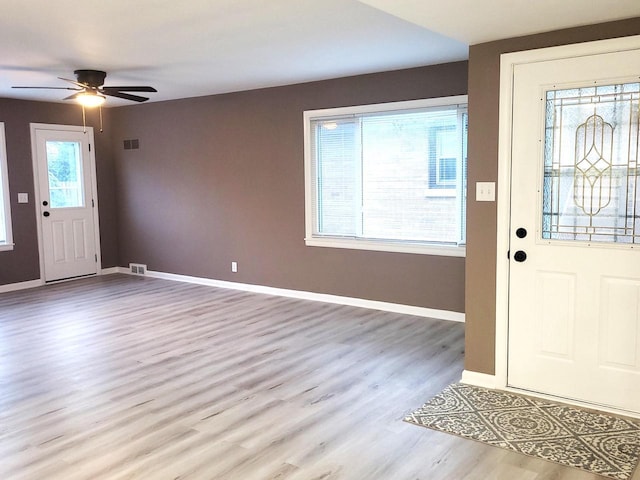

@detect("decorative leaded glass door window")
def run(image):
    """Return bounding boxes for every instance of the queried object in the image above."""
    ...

[542,82,640,244]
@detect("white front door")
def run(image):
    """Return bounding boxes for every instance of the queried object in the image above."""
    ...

[32,125,99,282]
[507,47,640,413]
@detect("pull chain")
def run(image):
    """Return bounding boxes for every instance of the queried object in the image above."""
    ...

[81,104,104,133]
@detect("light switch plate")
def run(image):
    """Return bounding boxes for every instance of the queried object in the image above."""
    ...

[17,193,29,204]
[476,182,496,202]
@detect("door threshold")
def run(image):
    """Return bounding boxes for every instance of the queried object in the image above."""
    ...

[45,273,98,284]
[505,384,640,420]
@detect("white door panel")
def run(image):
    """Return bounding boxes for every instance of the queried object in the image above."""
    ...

[508,48,640,413]
[535,270,576,360]
[33,126,98,282]
[599,277,640,369]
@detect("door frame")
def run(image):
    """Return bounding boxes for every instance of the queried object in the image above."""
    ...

[495,35,640,412]
[30,123,102,283]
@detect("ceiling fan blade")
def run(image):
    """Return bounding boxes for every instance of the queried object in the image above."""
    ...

[58,76,89,89]
[102,90,149,102]
[12,86,81,90]
[102,86,157,93]
[63,92,82,101]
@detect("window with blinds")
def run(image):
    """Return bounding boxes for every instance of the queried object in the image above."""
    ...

[304,96,467,256]
[0,123,13,251]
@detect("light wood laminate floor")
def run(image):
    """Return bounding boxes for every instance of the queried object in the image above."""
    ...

[0,274,635,479]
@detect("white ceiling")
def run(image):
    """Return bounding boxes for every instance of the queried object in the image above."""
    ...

[1,0,638,107]
[358,0,640,44]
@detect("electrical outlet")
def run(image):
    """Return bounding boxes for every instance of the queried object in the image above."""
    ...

[231,261,238,273]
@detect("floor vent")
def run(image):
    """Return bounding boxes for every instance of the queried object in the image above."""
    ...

[129,263,147,275]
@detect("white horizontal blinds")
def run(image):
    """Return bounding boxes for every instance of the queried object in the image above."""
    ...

[458,111,468,245]
[0,183,5,244]
[0,123,8,245]
[0,161,5,243]
[311,118,360,236]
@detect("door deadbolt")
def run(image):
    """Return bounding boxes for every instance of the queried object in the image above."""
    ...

[516,227,527,238]
[43,211,50,217]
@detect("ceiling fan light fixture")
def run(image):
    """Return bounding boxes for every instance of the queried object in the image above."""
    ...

[76,91,106,108]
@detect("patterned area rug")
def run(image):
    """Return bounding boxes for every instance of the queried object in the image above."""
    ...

[405,384,640,480]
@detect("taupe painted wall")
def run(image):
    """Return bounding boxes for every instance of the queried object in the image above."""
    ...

[111,63,468,312]
[0,99,118,285]
[465,18,640,375]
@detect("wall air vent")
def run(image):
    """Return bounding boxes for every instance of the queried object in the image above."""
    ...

[129,263,147,275]
[123,139,140,150]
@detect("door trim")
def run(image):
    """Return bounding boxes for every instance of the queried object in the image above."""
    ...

[30,123,102,282]
[495,35,640,401]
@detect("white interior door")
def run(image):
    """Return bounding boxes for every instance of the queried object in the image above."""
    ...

[507,48,640,413]
[33,125,99,282]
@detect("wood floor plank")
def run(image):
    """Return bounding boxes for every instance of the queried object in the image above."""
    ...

[1,274,636,479]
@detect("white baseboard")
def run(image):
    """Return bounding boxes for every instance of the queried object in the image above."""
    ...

[0,279,43,293]
[100,267,120,275]
[0,268,120,293]
[460,370,497,388]
[2,268,464,323]
[113,267,465,322]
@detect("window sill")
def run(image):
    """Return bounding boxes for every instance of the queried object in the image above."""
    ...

[305,237,465,257]
[0,243,15,252]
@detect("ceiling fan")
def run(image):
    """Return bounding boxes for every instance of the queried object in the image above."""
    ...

[12,69,157,106]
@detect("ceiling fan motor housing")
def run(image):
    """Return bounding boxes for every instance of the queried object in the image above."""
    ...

[74,70,107,88]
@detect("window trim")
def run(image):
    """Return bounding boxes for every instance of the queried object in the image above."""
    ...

[303,96,467,257]
[0,123,13,252]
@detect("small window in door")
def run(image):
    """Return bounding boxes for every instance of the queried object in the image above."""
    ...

[542,82,640,244]
[46,141,85,208]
